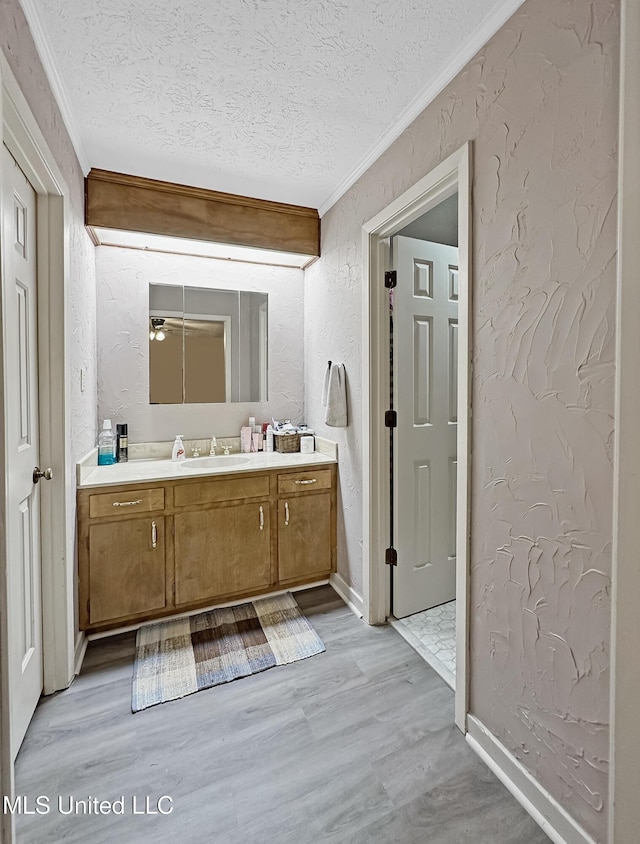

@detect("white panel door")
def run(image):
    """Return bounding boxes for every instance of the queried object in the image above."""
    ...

[2,144,43,757]
[393,235,458,618]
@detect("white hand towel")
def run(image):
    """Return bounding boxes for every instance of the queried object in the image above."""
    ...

[325,363,348,427]
[322,362,331,407]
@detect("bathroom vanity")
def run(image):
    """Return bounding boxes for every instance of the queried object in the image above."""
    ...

[77,452,337,633]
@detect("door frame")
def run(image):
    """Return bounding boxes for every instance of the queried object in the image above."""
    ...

[609,0,640,838]
[362,143,472,731]
[0,54,73,840]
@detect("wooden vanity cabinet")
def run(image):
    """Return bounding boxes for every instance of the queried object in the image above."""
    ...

[78,487,168,630]
[174,501,271,606]
[277,468,334,584]
[78,463,336,633]
[87,516,166,625]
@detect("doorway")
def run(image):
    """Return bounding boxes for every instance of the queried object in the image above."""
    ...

[362,144,472,731]
[389,193,459,690]
[1,54,73,843]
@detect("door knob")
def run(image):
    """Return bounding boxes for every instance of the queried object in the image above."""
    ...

[33,466,53,484]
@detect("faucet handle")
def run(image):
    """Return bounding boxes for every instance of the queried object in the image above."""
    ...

[222,444,231,455]
[191,447,201,458]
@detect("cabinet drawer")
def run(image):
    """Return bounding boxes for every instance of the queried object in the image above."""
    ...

[277,468,333,495]
[174,475,270,507]
[89,487,165,519]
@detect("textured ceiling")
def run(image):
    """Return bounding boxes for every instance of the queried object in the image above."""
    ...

[28,0,512,208]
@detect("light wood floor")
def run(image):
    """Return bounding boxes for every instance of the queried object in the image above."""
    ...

[15,586,549,843]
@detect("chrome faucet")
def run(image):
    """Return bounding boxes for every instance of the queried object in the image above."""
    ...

[209,437,217,456]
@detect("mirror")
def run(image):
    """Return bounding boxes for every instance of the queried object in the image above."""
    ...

[149,284,268,404]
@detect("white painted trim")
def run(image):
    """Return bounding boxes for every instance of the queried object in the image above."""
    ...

[467,716,597,844]
[318,0,525,216]
[361,227,389,628]
[454,143,472,734]
[362,143,472,733]
[609,0,640,840]
[1,53,75,695]
[73,633,88,678]
[0,52,12,844]
[329,572,364,619]
[86,580,331,640]
[17,0,90,175]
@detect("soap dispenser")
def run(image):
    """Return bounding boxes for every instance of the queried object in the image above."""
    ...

[171,435,186,461]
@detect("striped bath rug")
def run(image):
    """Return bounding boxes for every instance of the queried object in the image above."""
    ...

[132,592,325,712]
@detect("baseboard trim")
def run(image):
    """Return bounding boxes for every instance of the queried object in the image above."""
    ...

[73,632,88,678]
[329,572,364,619]
[466,716,597,844]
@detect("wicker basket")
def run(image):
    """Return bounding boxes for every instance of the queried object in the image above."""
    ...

[273,432,300,453]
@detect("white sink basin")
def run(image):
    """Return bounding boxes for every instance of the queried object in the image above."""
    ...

[180,455,251,469]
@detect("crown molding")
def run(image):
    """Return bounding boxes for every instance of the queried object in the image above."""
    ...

[318,0,526,217]
[19,0,91,174]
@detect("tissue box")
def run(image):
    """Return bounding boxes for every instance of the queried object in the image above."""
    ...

[273,432,300,453]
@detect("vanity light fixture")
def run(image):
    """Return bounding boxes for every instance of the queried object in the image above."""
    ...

[92,227,318,269]
[149,317,166,341]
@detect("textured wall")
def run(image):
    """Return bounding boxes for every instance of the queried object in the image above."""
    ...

[1,0,97,634]
[96,246,304,442]
[304,0,618,839]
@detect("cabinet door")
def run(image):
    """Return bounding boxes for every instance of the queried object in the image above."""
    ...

[175,502,270,606]
[88,517,166,625]
[278,492,332,583]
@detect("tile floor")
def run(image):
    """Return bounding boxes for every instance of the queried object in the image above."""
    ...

[392,601,456,689]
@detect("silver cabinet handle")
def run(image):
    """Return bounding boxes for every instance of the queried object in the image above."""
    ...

[294,478,317,485]
[284,502,289,526]
[113,499,143,507]
[151,520,157,548]
[259,506,264,531]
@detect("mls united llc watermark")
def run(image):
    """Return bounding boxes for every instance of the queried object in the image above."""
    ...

[3,795,173,816]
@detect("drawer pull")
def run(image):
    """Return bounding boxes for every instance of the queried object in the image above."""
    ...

[259,506,265,531]
[284,502,289,526]
[112,499,143,507]
[151,520,157,549]
[294,479,317,485]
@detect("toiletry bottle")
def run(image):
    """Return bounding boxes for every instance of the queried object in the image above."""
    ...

[265,424,274,453]
[98,419,116,466]
[116,423,128,463]
[171,435,186,461]
[241,427,252,453]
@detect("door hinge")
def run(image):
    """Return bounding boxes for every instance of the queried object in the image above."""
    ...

[384,270,397,289]
[385,409,397,428]
[385,547,398,567]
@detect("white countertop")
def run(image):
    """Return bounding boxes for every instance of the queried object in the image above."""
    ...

[78,450,337,489]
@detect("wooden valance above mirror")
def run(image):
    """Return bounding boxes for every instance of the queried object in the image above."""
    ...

[85,169,320,258]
